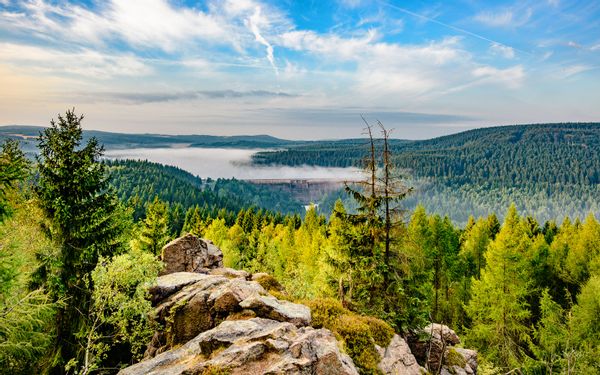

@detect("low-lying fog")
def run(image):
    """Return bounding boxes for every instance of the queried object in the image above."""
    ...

[104,147,361,180]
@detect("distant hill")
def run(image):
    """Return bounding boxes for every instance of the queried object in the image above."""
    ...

[252,123,600,223]
[3,123,600,223]
[0,125,298,153]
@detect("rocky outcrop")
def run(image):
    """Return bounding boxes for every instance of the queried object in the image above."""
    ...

[376,334,423,375]
[408,323,477,375]
[160,234,223,275]
[121,235,475,375]
[121,318,358,375]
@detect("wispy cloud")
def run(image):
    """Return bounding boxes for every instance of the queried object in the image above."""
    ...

[0,42,151,78]
[78,90,298,104]
[474,8,533,28]
[472,65,525,88]
[490,43,515,59]
[560,64,595,78]
[247,6,278,74]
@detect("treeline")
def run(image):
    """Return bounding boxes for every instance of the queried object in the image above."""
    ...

[254,124,600,224]
[252,123,600,187]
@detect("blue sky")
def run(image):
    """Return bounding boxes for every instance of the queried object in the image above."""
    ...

[0,0,599,139]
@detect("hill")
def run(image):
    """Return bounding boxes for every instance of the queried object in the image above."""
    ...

[0,125,298,153]
[252,123,600,223]
[253,123,600,186]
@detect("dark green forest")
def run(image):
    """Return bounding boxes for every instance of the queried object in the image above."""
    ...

[1,113,599,374]
[253,123,600,224]
[105,159,303,231]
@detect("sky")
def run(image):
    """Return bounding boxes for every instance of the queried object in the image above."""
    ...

[0,0,599,139]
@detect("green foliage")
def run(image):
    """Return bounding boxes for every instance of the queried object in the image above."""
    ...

[466,205,534,370]
[0,191,59,373]
[70,248,162,374]
[137,196,171,255]
[254,123,600,224]
[303,298,347,329]
[106,159,303,226]
[334,314,382,374]
[445,348,467,368]
[569,276,600,371]
[0,289,57,374]
[304,298,394,374]
[532,289,573,373]
[33,109,128,369]
[0,139,29,221]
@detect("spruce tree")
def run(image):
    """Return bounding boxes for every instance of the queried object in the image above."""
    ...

[138,196,171,255]
[33,109,126,372]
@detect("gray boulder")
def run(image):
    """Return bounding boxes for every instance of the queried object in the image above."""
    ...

[377,334,424,375]
[239,294,311,327]
[160,234,223,275]
[423,323,461,346]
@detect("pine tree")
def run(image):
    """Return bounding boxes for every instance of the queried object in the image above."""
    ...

[33,109,126,371]
[467,204,534,370]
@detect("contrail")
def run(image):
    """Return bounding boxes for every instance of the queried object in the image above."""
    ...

[376,0,532,56]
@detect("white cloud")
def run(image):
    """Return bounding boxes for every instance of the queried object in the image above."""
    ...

[0,42,152,78]
[279,31,484,97]
[591,43,600,51]
[561,64,593,78]
[472,65,524,88]
[489,43,515,59]
[547,0,560,7]
[0,0,289,55]
[474,8,532,27]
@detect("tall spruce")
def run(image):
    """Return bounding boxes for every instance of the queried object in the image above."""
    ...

[34,110,125,372]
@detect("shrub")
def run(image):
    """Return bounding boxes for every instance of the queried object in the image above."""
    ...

[335,314,382,374]
[361,316,395,347]
[304,298,397,374]
[254,273,285,292]
[303,298,346,328]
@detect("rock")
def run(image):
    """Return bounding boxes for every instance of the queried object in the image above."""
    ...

[209,267,251,279]
[377,334,424,375]
[147,272,209,304]
[239,294,311,327]
[119,318,358,375]
[148,273,264,353]
[207,277,265,312]
[423,323,461,346]
[408,324,477,375]
[160,234,223,275]
[453,348,478,374]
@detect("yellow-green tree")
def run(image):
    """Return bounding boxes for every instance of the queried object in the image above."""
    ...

[467,204,533,370]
